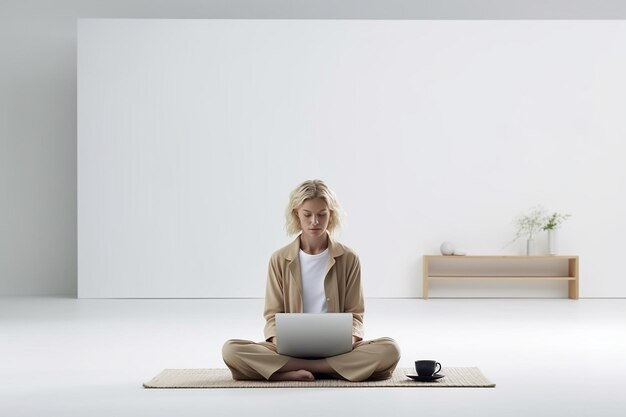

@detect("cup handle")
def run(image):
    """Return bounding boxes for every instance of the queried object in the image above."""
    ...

[434,362,442,374]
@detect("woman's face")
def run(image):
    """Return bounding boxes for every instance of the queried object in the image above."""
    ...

[296,198,330,239]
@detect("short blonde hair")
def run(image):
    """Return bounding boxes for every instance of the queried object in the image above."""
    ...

[285,180,342,236]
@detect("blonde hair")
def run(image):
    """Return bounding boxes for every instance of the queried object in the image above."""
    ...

[285,180,342,236]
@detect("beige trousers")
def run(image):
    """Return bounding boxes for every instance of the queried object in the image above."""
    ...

[222,337,401,382]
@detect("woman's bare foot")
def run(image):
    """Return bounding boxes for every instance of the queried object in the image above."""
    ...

[270,369,315,381]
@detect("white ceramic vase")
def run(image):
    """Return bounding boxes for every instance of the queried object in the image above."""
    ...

[440,242,455,256]
[547,229,557,256]
[526,238,535,256]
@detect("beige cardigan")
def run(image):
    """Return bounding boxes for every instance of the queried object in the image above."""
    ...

[263,233,365,341]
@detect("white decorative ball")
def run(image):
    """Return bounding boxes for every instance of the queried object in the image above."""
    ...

[440,242,455,256]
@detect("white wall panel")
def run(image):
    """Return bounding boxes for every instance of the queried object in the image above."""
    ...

[78,20,626,298]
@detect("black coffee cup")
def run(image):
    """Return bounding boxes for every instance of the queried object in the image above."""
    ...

[415,360,442,376]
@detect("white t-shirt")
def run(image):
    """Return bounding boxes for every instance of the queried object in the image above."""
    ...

[299,248,329,314]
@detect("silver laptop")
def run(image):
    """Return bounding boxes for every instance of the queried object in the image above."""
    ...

[275,313,353,358]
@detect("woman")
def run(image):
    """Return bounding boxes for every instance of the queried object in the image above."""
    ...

[222,180,400,381]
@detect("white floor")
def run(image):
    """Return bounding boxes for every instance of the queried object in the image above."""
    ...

[1,297,625,417]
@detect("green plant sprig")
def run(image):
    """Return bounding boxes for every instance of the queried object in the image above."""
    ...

[512,206,546,241]
[541,212,571,231]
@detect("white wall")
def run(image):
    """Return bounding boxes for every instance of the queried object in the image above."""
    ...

[78,19,626,298]
[2,0,626,297]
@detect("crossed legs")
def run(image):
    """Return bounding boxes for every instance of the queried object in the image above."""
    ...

[222,337,401,382]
